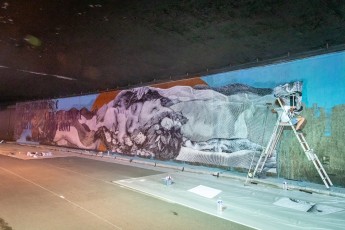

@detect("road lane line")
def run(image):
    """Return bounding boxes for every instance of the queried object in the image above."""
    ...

[0,166,122,230]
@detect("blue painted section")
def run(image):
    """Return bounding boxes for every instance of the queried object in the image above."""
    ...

[55,94,98,111]
[202,51,345,109]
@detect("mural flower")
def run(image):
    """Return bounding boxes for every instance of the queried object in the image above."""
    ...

[144,111,187,160]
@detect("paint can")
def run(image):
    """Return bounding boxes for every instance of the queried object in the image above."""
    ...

[217,197,223,212]
[283,181,288,190]
[165,175,173,186]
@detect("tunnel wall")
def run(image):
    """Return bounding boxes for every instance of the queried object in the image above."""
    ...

[4,51,345,186]
[0,106,15,140]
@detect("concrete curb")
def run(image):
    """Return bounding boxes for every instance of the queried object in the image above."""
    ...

[12,142,345,198]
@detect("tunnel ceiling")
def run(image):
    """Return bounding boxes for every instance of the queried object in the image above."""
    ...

[1,0,345,104]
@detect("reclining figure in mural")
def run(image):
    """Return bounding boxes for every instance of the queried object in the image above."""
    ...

[30,80,301,176]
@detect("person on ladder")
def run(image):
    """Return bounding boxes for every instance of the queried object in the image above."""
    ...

[272,97,306,134]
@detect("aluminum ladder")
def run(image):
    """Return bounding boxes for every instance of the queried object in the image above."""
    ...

[294,129,333,188]
[247,98,333,188]
[249,116,285,179]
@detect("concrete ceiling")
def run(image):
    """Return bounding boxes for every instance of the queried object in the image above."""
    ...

[1,0,345,104]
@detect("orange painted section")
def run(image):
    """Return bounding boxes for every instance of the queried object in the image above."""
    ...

[91,77,207,111]
[91,90,120,111]
[151,77,207,89]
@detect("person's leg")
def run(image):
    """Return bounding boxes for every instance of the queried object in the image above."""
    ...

[296,117,306,131]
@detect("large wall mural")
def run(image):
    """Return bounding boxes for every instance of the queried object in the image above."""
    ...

[13,51,345,186]
[14,78,304,175]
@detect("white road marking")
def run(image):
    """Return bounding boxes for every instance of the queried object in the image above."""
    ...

[0,166,122,230]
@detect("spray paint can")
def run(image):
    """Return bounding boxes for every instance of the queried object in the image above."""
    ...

[217,197,223,212]
[165,175,172,186]
[283,181,288,190]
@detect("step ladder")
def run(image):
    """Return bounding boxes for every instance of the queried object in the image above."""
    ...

[295,131,333,188]
[250,117,284,179]
[247,98,333,189]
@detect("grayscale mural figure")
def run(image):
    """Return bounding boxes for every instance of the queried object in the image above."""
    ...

[14,81,303,174]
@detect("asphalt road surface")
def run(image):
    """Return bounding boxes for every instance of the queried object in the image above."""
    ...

[0,154,252,230]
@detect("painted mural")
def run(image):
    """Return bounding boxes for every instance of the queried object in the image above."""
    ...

[13,51,345,186]
[14,77,304,175]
